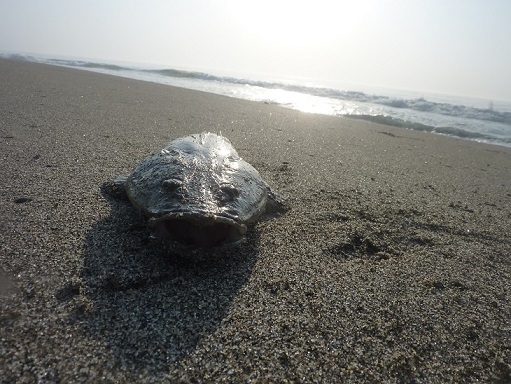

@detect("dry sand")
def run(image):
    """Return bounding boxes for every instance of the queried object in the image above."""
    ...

[1,58,510,383]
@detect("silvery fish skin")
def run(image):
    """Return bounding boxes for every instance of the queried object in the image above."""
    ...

[124,132,278,247]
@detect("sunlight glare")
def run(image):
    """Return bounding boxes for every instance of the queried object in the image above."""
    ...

[231,0,369,48]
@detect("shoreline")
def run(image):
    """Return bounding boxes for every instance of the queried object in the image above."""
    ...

[1,58,510,382]
[3,54,511,149]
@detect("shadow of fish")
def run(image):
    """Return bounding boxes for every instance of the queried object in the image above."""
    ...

[115,132,286,248]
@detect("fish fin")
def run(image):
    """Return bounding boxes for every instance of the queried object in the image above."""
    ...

[100,176,129,201]
[265,187,290,215]
[113,175,129,187]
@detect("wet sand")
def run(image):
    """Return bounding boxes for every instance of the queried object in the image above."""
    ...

[1,58,510,383]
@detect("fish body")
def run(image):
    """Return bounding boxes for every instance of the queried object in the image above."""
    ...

[122,132,282,247]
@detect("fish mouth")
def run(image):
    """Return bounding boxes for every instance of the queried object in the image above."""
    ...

[148,212,247,248]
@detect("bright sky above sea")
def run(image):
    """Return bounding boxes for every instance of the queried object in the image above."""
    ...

[1,0,510,102]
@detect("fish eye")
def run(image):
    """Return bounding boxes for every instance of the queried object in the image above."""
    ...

[220,184,240,200]
[162,178,182,191]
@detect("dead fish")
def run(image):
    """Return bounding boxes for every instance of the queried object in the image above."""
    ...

[116,132,285,247]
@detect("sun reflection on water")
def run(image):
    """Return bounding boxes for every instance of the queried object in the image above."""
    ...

[231,85,367,117]
[231,86,337,115]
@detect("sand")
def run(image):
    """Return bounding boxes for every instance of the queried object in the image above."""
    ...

[1,58,510,383]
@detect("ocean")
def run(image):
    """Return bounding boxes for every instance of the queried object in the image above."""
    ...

[5,53,511,148]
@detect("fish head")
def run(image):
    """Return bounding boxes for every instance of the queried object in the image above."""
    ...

[126,135,268,247]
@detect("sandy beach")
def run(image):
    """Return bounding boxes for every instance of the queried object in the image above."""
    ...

[1,58,510,382]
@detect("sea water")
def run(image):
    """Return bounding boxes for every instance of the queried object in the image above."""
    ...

[5,53,511,148]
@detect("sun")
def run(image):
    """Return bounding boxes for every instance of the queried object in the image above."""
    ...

[230,0,366,48]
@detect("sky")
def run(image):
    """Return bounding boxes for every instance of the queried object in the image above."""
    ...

[1,0,510,101]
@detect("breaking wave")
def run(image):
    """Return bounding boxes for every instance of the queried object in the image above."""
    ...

[5,53,511,147]
[348,115,511,146]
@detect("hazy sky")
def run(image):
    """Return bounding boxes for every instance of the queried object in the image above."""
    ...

[1,0,510,101]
